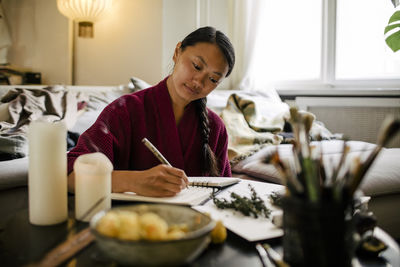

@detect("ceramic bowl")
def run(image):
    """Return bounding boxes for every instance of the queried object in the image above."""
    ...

[90,204,215,266]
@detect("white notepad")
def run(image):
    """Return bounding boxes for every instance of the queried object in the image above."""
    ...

[188,176,241,188]
[111,176,240,206]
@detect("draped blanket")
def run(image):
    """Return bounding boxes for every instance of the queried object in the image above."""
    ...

[0,86,81,160]
[220,92,290,164]
[220,92,337,166]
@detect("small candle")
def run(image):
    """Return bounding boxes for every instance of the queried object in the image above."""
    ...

[28,120,68,225]
[74,152,113,222]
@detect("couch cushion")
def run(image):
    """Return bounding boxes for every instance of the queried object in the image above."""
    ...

[0,157,28,190]
[361,148,400,196]
[232,140,400,197]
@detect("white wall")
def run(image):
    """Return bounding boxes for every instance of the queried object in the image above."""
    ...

[74,0,163,86]
[162,0,198,77]
[162,0,230,85]
[3,0,70,85]
[2,0,230,86]
[3,0,163,86]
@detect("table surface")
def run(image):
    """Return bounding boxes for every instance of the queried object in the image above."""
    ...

[0,186,399,267]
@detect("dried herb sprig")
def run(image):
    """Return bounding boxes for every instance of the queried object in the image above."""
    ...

[212,184,271,218]
[269,191,283,207]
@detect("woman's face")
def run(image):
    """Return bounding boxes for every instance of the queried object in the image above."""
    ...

[167,42,229,106]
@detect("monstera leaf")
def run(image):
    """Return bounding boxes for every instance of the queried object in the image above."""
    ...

[385,2,400,52]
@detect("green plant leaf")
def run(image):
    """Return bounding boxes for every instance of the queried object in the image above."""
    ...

[384,23,400,34]
[388,10,400,24]
[385,10,400,52]
[385,30,400,52]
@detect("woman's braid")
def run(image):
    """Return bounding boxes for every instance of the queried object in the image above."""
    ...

[195,98,219,176]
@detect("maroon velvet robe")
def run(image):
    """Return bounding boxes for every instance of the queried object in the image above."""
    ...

[67,77,231,177]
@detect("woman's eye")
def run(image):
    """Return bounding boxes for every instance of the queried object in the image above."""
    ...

[210,77,218,84]
[193,63,201,70]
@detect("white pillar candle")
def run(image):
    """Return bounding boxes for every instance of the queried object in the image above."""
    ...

[28,120,68,225]
[74,152,113,222]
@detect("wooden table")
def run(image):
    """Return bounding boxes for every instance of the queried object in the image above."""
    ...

[0,186,399,266]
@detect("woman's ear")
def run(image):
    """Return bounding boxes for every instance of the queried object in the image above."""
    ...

[172,42,182,63]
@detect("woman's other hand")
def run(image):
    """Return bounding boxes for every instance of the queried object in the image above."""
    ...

[112,165,189,197]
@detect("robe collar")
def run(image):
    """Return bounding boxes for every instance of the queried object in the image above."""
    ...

[153,77,185,169]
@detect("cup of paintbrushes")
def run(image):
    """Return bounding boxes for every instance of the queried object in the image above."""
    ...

[277,107,359,267]
[281,195,355,267]
[277,111,400,267]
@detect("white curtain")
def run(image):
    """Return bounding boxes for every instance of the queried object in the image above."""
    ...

[0,2,12,65]
[223,0,282,101]
[227,0,265,91]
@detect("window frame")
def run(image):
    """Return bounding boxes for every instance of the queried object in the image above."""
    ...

[274,0,400,91]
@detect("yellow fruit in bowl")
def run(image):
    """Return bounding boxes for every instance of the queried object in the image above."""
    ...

[117,210,140,240]
[139,212,169,241]
[96,211,120,238]
[91,204,216,266]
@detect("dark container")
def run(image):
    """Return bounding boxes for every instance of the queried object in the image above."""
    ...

[282,196,355,267]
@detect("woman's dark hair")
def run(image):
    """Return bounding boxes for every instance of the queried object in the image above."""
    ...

[180,26,235,77]
[180,26,235,176]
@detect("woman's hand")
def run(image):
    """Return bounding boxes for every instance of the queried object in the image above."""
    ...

[112,165,189,197]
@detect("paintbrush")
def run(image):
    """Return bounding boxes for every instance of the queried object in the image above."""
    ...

[299,122,319,202]
[301,156,319,202]
[290,109,320,202]
[262,243,290,267]
[270,151,304,195]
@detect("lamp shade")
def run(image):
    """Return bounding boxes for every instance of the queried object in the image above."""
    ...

[57,0,112,22]
[57,0,112,37]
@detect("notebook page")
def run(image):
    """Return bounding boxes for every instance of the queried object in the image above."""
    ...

[112,186,214,206]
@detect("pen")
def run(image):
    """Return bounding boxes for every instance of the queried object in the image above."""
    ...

[142,138,189,188]
[142,138,171,166]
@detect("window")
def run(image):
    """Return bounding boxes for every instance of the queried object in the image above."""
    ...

[336,0,399,80]
[252,0,400,89]
[253,1,322,83]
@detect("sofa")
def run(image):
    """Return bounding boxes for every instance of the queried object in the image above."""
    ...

[0,80,399,239]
